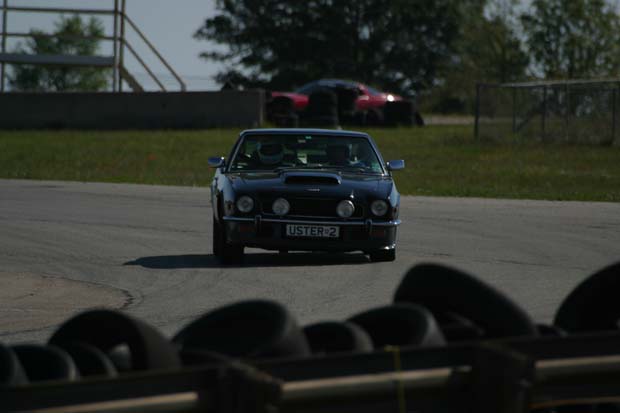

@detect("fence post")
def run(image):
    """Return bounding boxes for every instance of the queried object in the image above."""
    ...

[613,88,618,147]
[1,0,7,92]
[564,83,569,142]
[119,0,126,92]
[512,87,516,133]
[474,83,481,139]
[541,85,547,142]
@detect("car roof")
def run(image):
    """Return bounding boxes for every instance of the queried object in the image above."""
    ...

[240,128,371,139]
[301,79,361,89]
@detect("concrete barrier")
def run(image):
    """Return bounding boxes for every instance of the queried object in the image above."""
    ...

[0,90,264,129]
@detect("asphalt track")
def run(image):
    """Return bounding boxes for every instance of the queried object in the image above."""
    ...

[1,179,619,344]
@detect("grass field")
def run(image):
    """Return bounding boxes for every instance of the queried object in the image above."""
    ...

[1,125,619,201]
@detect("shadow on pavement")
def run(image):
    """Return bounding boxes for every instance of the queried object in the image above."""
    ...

[124,252,369,269]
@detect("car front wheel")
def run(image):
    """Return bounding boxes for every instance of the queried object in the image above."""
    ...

[213,215,244,264]
[212,215,222,257]
[369,248,396,262]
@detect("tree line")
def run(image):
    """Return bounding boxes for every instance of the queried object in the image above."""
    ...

[196,0,620,113]
[9,0,620,114]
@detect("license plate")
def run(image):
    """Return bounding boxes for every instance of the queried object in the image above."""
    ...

[286,224,339,238]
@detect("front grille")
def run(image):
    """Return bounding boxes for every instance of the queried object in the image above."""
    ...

[259,196,364,218]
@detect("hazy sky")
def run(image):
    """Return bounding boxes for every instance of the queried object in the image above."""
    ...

[3,0,222,90]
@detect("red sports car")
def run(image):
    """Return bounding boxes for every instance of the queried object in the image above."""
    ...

[271,79,403,112]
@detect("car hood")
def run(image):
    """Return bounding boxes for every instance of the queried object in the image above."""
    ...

[226,170,393,200]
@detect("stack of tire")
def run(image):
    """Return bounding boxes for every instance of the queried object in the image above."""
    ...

[3,261,620,388]
[332,85,361,126]
[300,88,339,128]
[384,100,425,127]
[265,95,299,128]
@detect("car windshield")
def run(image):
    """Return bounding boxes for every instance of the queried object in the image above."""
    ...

[228,134,384,174]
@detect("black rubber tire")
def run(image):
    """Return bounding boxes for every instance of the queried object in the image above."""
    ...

[0,343,28,386]
[49,309,180,372]
[436,311,485,342]
[212,215,222,257]
[554,261,620,333]
[221,244,244,265]
[415,111,425,126]
[303,321,373,354]
[57,342,117,378]
[369,248,395,262]
[348,303,445,349]
[214,217,244,265]
[12,344,79,382]
[366,108,384,126]
[536,323,566,337]
[394,263,537,339]
[173,299,310,360]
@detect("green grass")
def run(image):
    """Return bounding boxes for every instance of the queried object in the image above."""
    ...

[1,126,619,201]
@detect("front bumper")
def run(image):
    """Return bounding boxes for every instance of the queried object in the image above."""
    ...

[222,216,400,252]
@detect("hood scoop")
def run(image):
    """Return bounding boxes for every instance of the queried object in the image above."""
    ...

[283,172,341,185]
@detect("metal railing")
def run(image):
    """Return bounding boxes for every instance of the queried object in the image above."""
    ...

[4,332,620,413]
[475,79,620,146]
[0,0,186,92]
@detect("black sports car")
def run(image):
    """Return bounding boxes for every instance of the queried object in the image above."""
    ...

[209,129,404,264]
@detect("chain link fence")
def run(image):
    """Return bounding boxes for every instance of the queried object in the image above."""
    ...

[475,80,620,145]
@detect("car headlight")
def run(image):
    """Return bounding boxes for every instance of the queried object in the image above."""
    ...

[272,198,290,215]
[236,196,254,213]
[336,200,355,218]
[371,200,389,216]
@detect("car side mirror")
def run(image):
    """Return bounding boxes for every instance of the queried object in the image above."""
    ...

[386,160,405,171]
[208,156,225,168]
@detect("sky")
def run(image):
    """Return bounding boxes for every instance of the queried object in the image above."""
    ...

[2,0,223,90]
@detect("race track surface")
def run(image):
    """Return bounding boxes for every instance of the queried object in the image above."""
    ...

[1,179,619,343]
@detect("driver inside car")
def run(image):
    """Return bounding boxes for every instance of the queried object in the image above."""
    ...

[255,141,284,167]
[326,144,352,166]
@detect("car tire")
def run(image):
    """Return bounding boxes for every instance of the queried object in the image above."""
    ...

[348,303,445,349]
[554,261,620,333]
[366,108,384,126]
[221,245,244,265]
[394,263,538,339]
[173,299,310,360]
[212,215,222,257]
[213,214,244,264]
[369,248,395,262]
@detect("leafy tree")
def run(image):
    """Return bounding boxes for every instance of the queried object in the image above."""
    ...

[196,0,468,96]
[10,15,110,92]
[521,0,620,79]
[427,0,529,112]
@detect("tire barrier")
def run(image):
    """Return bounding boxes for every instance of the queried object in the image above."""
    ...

[384,100,415,126]
[434,312,485,341]
[49,309,180,372]
[266,96,299,128]
[56,342,118,378]
[266,90,424,128]
[2,260,620,400]
[11,344,79,383]
[303,321,373,354]
[348,304,446,349]
[394,263,538,339]
[0,343,27,386]
[554,261,620,333]
[332,86,359,125]
[384,100,424,127]
[300,88,339,128]
[173,299,311,360]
